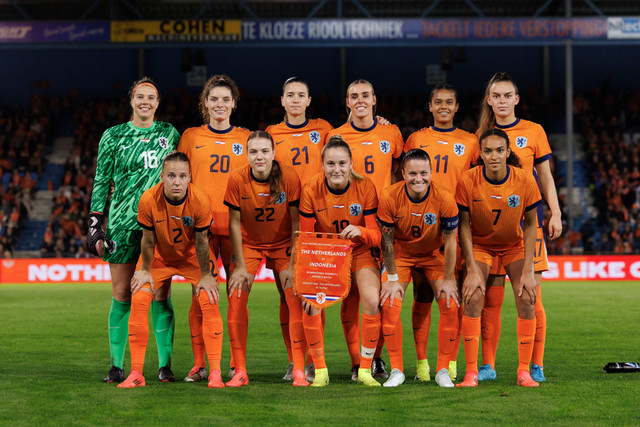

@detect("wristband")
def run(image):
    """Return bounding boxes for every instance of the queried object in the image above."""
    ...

[387,273,399,281]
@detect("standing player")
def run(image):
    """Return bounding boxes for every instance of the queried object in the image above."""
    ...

[327,79,404,379]
[266,77,333,380]
[299,135,383,387]
[456,128,541,388]
[377,148,460,387]
[87,77,179,383]
[475,72,562,382]
[403,83,477,382]
[177,75,251,382]
[224,130,307,387]
[118,152,224,389]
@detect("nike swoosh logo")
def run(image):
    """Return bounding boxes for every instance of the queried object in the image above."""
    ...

[318,208,327,212]
[534,260,542,264]
[464,338,474,342]
[310,341,320,346]
[241,196,251,200]
[190,334,200,338]
[229,339,236,342]
[293,340,303,344]
[156,219,166,223]
[122,144,134,150]
[369,339,378,343]
[473,199,483,202]
[383,333,394,337]
[394,215,404,219]
[214,332,222,335]
[276,140,285,145]
[420,144,430,148]
[156,328,169,333]
[520,341,531,345]
[196,145,206,149]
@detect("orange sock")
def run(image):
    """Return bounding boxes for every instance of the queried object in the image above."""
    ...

[449,303,464,362]
[227,291,249,372]
[412,301,432,361]
[129,290,153,374]
[341,288,361,367]
[284,288,306,371]
[360,313,380,368]
[532,287,546,366]
[436,299,459,372]
[197,292,223,371]
[481,285,504,368]
[279,299,292,363]
[461,315,481,374]
[517,317,536,372]
[188,294,206,368]
[381,299,404,372]
[374,324,385,359]
[302,311,326,369]
[306,310,326,365]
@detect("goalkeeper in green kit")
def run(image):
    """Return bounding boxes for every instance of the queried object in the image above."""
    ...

[87,78,180,383]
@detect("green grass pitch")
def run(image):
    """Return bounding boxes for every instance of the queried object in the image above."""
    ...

[1,281,639,425]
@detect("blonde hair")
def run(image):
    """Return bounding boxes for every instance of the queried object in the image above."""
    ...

[345,79,376,124]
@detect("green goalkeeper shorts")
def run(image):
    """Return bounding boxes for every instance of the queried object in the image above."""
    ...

[103,229,143,264]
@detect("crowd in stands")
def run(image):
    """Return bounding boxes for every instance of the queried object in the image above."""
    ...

[5,80,640,258]
[0,94,50,258]
[574,81,640,254]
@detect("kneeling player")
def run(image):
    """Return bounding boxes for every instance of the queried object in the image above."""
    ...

[455,129,541,388]
[377,149,460,387]
[119,151,224,389]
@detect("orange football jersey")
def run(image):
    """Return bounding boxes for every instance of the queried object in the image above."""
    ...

[404,126,477,193]
[266,118,334,186]
[137,182,212,262]
[224,164,300,250]
[299,172,379,255]
[495,118,552,175]
[327,119,403,197]
[456,165,541,249]
[377,180,458,257]
[177,125,251,236]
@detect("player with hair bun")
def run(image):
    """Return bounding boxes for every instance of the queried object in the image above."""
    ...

[377,148,460,388]
[403,83,477,382]
[88,77,180,384]
[475,72,562,383]
[327,79,404,380]
[266,77,334,381]
[299,135,383,387]
[177,74,251,383]
[455,128,541,388]
[118,151,224,389]
[223,130,307,387]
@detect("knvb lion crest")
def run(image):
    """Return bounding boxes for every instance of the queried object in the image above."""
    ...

[424,212,437,225]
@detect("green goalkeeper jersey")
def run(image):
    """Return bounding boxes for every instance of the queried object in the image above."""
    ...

[90,121,180,230]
